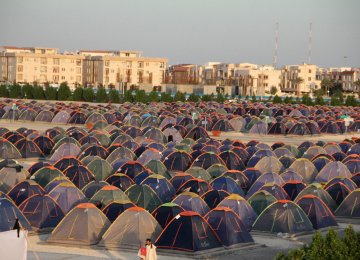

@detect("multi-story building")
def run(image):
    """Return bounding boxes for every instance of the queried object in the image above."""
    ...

[81,50,167,91]
[0,46,84,87]
[280,63,321,95]
[0,46,168,91]
[234,64,282,96]
[317,67,360,94]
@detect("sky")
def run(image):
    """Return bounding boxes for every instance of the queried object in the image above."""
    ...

[1,0,359,67]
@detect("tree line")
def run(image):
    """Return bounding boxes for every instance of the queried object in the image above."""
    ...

[0,83,358,106]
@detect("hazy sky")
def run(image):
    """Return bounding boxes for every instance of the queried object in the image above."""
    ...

[1,0,359,67]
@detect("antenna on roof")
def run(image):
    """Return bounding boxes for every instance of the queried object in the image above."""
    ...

[308,22,312,64]
[272,22,279,68]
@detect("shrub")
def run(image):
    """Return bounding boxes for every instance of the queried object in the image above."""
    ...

[134,90,148,103]
[148,91,160,102]
[276,226,360,260]
[202,94,213,102]
[32,86,45,100]
[160,92,173,102]
[57,82,71,101]
[251,94,257,102]
[0,85,9,97]
[270,86,278,95]
[96,87,108,103]
[345,95,358,107]
[83,88,95,102]
[302,94,313,106]
[216,93,226,103]
[44,86,57,100]
[315,95,325,105]
[273,95,282,104]
[330,96,342,106]
[22,84,34,99]
[73,87,84,101]
[188,93,199,102]
[108,89,120,103]
[174,91,186,102]
[9,84,22,98]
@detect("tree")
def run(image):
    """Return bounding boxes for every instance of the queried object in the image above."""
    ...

[216,93,226,103]
[0,84,9,97]
[73,87,84,101]
[251,94,257,102]
[315,95,325,105]
[83,88,95,102]
[148,91,160,102]
[44,86,57,100]
[22,84,34,99]
[270,86,278,95]
[123,90,134,103]
[302,93,313,106]
[174,91,186,102]
[276,227,360,260]
[160,92,173,102]
[273,95,282,104]
[57,82,71,101]
[202,94,213,102]
[330,96,342,106]
[96,87,108,103]
[32,86,45,100]
[283,96,292,104]
[134,90,148,103]
[188,93,199,102]
[345,95,358,107]
[108,89,120,103]
[9,84,22,98]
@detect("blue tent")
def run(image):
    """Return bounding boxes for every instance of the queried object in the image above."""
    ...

[151,202,184,228]
[0,198,32,232]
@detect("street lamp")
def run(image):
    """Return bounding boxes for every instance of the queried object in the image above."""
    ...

[327,90,330,97]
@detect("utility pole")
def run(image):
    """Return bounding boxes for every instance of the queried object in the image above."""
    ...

[273,22,279,68]
[308,22,312,64]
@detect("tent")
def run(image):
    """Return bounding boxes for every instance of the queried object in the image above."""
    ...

[48,183,87,213]
[100,207,163,249]
[316,161,352,183]
[296,183,337,212]
[63,165,95,189]
[205,207,254,246]
[18,194,64,229]
[163,151,193,172]
[105,173,134,191]
[217,194,257,230]
[247,190,277,215]
[155,211,222,252]
[32,166,65,188]
[335,189,360,218]
[295,195,337,229]
[172,192,210,216]
[48,203,110,245]
[152,202,184,229]
[252,200,313,234]
[8,180,45,206]
[125,184,162,212]
[177,178,212,196]
[102,200,135,222]
[201,189,229,209]
[282,181,307,201]
[82,181,109,199]
[90,185,129,209]
[0,138,22,159]
[0,198,32,232]
[210,176,245,197]
[289,159,318,183]
[141,174,176,202]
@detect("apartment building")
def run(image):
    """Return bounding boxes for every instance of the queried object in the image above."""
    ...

[317,67,360,93]
[0,46,168,91]
[281,63,321,95]
[82,50,167,90]
[234,64,282,96]
[0,46,84,87]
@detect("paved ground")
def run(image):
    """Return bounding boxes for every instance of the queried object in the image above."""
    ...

[1,120,358,259]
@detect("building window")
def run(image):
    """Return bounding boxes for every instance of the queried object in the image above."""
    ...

[17,65,23,72]
[127,62,132,68]
[53,75,59,82]
[76,59,81,66]
[105,68,109,75]
[41,49,46,54]
[41,58,47,64]
[138,62,144,68]
[76,67,81,74]
[308,77,311,81]
[105,60,110,66]
[71,59,75,63]
[40,66,47,73]
[61,76,65,80]
[62,68,66,72]
[125,53,130,57]
[160,62,164,68]
[17,57,23,63]
[308,69,312,73]
[53,67,59,73]
[53,58,60,65]
[76,76,81,82]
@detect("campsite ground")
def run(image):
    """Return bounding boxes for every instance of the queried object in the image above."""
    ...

[2,120,359,259]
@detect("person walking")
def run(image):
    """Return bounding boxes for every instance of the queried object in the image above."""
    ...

[145,238,157,260]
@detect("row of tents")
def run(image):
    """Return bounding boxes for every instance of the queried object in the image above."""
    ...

[0,99,359,135]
